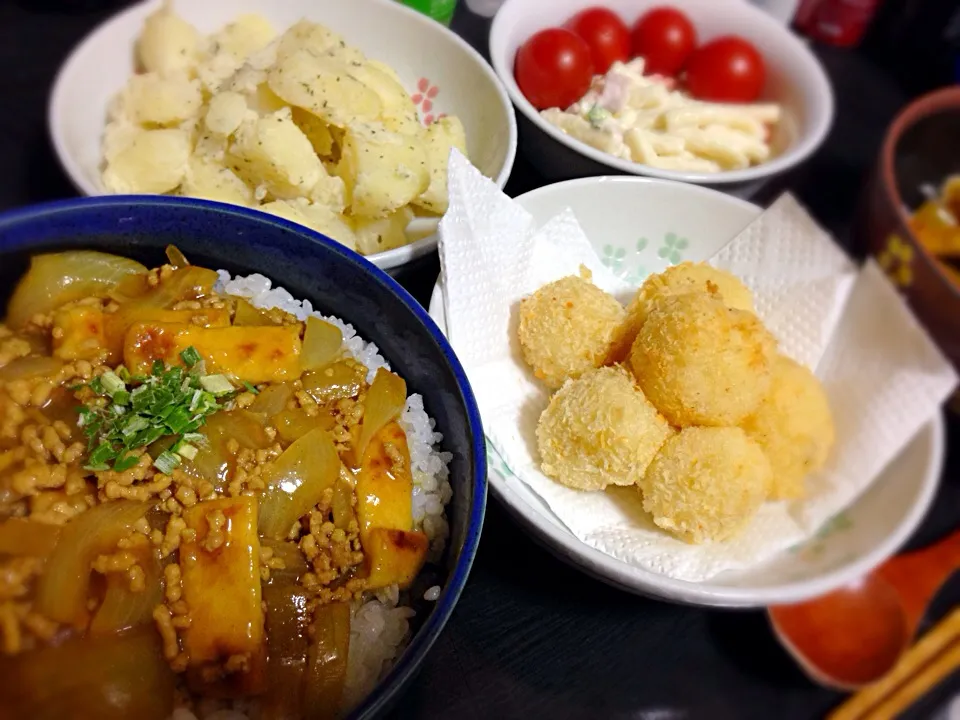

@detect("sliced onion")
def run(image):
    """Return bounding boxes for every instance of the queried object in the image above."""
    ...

[261,538,310,584]
[165,244,190,269]
[332,468,357,531]
[355,368,406,464]
[0,518,61,556]
[7,251,148,329]
[301,361,366,406]
[233,298,276,327]
[301,317,343,372]
[89,543,163,636]
[302,602,350,719]
[0,626,175,720]
[192,410,273,489]
[36,500,150,626]
[248,382,294,417]
[259,428,340,539]
[126,265,219,313]
[0,356,64,383]
[262,582,311,718]
[273,408,336,445]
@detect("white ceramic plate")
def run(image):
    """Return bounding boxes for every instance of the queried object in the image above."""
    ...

[428,176,944,607]
[490,0,834,188]
[48,0,517,272]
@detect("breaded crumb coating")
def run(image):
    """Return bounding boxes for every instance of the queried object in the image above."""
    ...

[518,269,626,390]
[537,366,672,491]
[609,263,755,362]
[640,426,771,544]
[742,355,835,501]
[629,292,776,427]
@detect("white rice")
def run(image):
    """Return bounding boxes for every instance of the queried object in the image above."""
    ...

[168,272,455,719]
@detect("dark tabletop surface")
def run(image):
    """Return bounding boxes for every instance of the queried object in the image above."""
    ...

[0,2,958,718]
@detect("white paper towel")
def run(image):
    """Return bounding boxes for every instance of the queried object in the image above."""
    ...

[438,150,959,582]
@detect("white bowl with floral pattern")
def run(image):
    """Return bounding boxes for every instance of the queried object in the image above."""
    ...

[48,0,517,272]
[428,176,944,607]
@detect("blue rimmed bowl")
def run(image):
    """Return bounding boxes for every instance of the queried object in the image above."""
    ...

[0,195,487,718]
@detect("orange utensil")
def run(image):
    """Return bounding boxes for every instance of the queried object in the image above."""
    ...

[768,528,960,689]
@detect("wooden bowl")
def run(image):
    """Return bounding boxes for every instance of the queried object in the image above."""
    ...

[855,86,960,372]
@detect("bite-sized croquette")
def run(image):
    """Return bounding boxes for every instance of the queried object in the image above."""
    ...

[742,355,835,501]
[518,270,626,389]
[608,263,755,362]
[629,292,776,427]
[640,426,771,544]
[537,366,672,491]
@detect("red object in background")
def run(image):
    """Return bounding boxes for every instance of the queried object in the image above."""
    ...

[796,0,882,48]
[565,8,630,74]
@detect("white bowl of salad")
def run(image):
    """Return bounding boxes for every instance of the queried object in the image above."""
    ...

[490,0,834,188]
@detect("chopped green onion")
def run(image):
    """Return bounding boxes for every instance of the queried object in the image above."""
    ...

[113,452,141,472]
[88,377,104,396]
[85,442,118,471]
[153,451,181,475]
[242,381,260,395]
[175,443,198,460]
[200,374,234,396]
[75,352,240,473]
[179,346,202,367]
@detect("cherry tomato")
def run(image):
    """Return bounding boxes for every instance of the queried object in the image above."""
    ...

[564,7,630,74]
[685,36,766,102]
[630,7,697,77]
[515,28,595,110]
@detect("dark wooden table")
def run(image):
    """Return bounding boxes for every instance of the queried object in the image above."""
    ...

[0,2,957,718]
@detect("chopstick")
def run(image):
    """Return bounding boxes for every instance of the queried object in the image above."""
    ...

[829,607,960,720]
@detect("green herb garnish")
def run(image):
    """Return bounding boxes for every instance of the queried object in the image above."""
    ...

[243,381,259,395]
[76,347,236,473]
[586,104,610,129]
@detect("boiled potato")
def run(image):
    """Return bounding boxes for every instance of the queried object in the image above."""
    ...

[267,50,381,128]
[180,156,253,206]
[228,108,326,199]
[218,65,287,116]
[350,61,421,137]
[353,206,415,255]
[103,9,468,257]
[194,128,228,163]
[275,20,365,65]
[103,128,190,194]
[259,199,357,250]
[197,15,275,94]
[338,122,429,218]
[310,173,347,213]
[123,72,202,127]
[204,91,247,136]
[291,107,334,156]
[209,14,274,59]
[415,116,467,214]
[102,121,141,163]
[137,2,200,77]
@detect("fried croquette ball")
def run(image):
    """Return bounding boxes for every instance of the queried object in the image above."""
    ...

[537,366,672,491]
[609,263,755,363]
[742,355,835,501]
[640,426,771,544]
[629,292,777,427]
[518,271,626,389]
